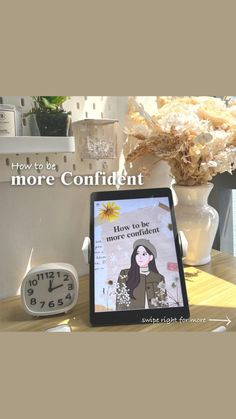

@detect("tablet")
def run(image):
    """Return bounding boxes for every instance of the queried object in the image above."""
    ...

[90,188,189,326]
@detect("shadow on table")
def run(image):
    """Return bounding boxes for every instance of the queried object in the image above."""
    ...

[184,270,200,282]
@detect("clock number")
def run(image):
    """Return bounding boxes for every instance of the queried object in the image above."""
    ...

[58,298,63,306]
[63,274,69,281]
[27,288,34,296]
[56,272,61,278]
[40,301,45,308]
[49,300,55,308]
[65,293,72,300]
[30,298,37,305]
[29,279,38,287]
[68,284,73,291]
[36,274,44,280]
[45,272,54,279]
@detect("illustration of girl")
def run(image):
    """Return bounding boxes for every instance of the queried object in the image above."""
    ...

[116,239,168,311]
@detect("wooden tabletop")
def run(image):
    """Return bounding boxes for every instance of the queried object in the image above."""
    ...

[0,249,236,332]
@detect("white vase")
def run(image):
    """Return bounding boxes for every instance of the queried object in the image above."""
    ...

[173,183,219,266]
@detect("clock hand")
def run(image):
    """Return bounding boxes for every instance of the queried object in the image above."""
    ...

[50,284,64,292]
[48,279,53,292]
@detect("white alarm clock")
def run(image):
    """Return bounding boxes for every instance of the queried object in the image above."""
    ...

[21,263,79,316]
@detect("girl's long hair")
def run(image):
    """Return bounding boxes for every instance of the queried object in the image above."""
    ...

[126,245,159,300]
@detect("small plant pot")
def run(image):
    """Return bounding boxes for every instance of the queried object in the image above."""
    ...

[35,110,71,136]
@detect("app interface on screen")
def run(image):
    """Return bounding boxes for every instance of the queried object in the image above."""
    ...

[94,197,184,312]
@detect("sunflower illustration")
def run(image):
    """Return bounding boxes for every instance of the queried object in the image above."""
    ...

[99,202,120,222]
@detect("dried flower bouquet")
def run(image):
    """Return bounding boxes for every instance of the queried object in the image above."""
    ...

[124,96,236,185]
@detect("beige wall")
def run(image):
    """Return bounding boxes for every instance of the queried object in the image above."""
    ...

[0,180,89,298]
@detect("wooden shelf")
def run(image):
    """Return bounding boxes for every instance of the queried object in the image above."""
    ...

[0,136,75,154]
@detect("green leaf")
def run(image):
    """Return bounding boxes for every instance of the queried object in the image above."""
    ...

[41,97,57,110]
[29,96,69,113]
[43,96,69,107]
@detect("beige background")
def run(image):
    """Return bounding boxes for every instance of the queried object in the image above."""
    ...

[1,0,236,418]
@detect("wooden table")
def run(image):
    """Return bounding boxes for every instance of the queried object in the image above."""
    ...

[0,250,236,332]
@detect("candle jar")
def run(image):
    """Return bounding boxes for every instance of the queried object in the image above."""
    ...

[73,119,118,159]
[0,104,23,136]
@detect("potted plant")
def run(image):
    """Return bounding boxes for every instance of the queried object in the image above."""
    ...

[26,96,71,136]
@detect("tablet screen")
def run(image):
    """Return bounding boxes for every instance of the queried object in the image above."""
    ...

[93,195,185,314]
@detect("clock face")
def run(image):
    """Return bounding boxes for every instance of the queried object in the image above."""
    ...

[23,269,78,315]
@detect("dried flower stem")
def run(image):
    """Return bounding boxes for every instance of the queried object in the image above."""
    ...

[125,96,236,186]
